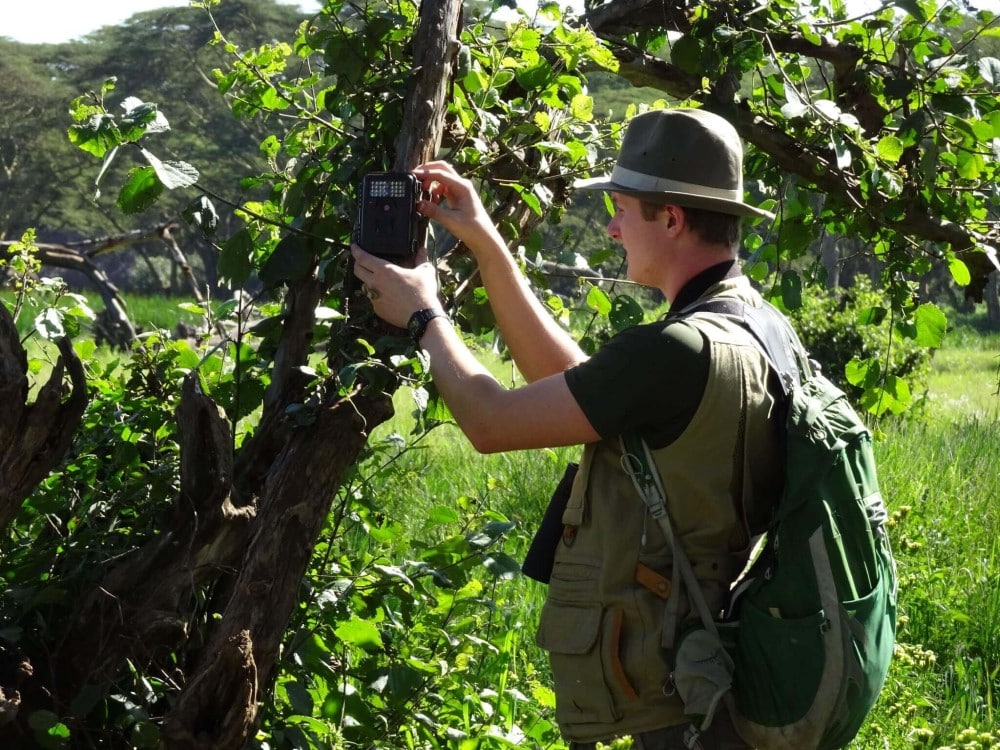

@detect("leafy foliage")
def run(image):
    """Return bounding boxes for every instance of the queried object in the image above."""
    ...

[789,277,939,415]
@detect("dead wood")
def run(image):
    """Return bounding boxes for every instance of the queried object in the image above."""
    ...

[0,303,88,534]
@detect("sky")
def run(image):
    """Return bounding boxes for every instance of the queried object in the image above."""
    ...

[2,0,998,45]
[1,0,322,45]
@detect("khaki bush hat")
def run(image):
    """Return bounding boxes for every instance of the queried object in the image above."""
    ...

[575,108,774,220]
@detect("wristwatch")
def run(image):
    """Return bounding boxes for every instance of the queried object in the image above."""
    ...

[407,308,449,344]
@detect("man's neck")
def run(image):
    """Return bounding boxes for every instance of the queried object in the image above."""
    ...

[671,259,741,312]
[662,242,738,304]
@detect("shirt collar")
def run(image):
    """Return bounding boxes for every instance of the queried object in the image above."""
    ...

[671,260,741,312]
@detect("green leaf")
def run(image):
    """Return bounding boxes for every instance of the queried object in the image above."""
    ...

[428,505,460,525]
[609,295,644,331]
[29,710,59,732]
[120,97,169,140]
[464,67,490,93]
[671,35,703,74]
[869,375,912,416]
[486,519,516,536]
[570,93,593,120]
[519,189,542,216]
[780,88,808,119]
[483,551,522,580]
[780,270,802,310]
[68,113,121,158]
[334,619,384,650]
[285,680,313,714]
[511,27,541,51]
[34,308,65,340]
[177,302,206,316]
[948,256,971,286]
[831,132,852,169]
[219,229,255,286]
[373,564,415,587]
[893,0,928,21]
[844,357,881,388]
[117,166,163,214]
[913,303,946,347]
[260,233,313,288]
[856,306,887,326]
[182,195,219,235]
[978,56,1000,86]
[586,285,612,316]
[287,715,334,738]
[140,148,199,189]
[515,59,553,90]
[876,135,904,164]
[73,339,97,362]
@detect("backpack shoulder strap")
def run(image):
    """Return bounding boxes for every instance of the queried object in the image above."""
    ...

[670,297,810,396]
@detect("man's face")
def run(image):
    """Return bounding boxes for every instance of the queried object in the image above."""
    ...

[606,192,670,285]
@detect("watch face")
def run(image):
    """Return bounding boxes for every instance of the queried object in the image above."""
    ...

[409,309,442,343]
[408,310,429,340]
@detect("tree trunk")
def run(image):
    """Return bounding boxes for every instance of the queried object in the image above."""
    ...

[61,373,251,690]
[0,303,88,534]
[985,270,1000,331]
[159,391,392,749]
[819,235,841,289]
[156,1,463,746]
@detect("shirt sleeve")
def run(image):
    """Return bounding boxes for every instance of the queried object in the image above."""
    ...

[563,320,709,449]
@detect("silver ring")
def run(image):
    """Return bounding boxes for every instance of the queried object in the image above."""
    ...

[365,286,379,300]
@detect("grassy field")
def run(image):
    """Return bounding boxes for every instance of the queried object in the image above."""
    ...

[921,320,1000,420]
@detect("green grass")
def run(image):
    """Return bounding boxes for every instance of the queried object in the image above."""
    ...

[856,414,1000,748]
[921,324,1000,420]
[119,292,206,333]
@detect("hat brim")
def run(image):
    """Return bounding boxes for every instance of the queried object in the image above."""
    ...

[574,175,775,220]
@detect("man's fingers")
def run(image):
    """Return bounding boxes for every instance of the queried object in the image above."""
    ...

[416,199,438,219]
[351,243,384,274]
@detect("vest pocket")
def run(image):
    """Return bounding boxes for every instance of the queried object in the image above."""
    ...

[535,600,624,724]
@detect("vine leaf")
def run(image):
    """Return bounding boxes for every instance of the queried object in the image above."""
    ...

[140,147,199,189]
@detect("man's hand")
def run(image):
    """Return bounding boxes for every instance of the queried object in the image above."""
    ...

[351,244,443,329]
[414,161,506,258]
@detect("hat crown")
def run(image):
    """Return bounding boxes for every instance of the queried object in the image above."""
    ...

[617,109,743,192]
[573,107,774,220]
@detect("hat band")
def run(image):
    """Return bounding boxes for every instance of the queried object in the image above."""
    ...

[611,164,743,201]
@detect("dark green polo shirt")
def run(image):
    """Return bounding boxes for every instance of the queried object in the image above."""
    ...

[564,261,741,450]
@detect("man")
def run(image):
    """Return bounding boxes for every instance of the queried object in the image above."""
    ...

[351,108,782,749]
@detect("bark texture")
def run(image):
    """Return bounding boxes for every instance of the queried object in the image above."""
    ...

[0,302,88,534]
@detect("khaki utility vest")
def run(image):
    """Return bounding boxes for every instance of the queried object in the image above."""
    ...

[536,278,782,743]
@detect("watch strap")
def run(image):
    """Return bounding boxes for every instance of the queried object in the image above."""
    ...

[408,308,449,344]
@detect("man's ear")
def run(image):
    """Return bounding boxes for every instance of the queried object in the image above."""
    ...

[662,204,685,234]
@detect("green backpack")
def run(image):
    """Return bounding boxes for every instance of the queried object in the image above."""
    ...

[622,298,897,750]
